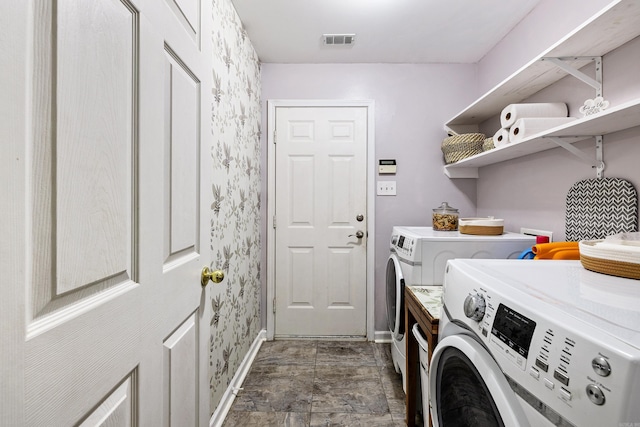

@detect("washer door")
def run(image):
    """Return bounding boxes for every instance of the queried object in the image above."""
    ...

[386,253,405,340]
[429,334,531,427]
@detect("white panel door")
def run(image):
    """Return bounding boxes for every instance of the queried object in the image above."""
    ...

[1,0,212,425]
[274,107,368,337]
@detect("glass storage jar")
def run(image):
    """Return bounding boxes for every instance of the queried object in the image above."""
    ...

[432,202,459,231]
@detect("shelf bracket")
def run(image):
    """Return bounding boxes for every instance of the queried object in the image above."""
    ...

[595,135,604,178]
[545,135,605,178]
[540,56,602,97]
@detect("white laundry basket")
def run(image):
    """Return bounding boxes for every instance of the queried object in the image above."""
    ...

[412,323,430,422]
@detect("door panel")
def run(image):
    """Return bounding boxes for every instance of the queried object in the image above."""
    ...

[29,0,137,325]
[78,375,137,427]
[164,47,200,265]
[328,120,355,141]
[275,106,368,337]
[55,0,134,294]
[163,312,198,427]
[328,156,353,222]
[327,248,352,304]
[289,247,314,307]
[164,0,201,43]
[289,156,315,224]
[288,120,315,140]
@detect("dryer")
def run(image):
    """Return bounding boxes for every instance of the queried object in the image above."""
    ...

[430,259,640,427]
[386,226,534,391]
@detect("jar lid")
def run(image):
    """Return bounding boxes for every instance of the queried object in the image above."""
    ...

[433,202,458,214]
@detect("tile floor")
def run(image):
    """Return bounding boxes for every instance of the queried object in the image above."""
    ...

[222,340,417,426]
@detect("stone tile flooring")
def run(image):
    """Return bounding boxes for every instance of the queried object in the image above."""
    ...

[222,340,411,426]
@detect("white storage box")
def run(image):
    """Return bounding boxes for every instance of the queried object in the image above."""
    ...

[412,323,431,422]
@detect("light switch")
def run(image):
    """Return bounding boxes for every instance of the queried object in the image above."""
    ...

[377,181,397,196]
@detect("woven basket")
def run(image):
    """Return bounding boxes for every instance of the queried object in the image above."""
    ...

[459,225,504,235]
[459,217,504,235]
[482,137,495,152]
[441,133,485,164]
[579,239,640,279]
[580,254,640,280]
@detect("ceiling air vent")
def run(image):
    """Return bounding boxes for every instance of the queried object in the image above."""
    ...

[323,34,356,46]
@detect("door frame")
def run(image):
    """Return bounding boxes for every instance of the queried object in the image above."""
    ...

[266,99,376,341]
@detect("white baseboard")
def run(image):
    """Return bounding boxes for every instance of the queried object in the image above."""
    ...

[374,330,392,343]
[209,329,267,427]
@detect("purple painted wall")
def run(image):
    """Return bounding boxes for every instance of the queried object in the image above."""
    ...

[259,0,640,334]
[476,0,613,93]
[260,64,477,332]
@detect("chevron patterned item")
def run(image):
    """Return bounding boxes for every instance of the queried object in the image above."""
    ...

[565,178,638,241]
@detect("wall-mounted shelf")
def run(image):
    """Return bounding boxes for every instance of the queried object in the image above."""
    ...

[443,0,640,178]
[444,98,640,178]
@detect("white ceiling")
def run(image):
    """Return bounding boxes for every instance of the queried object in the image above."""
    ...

[230,0,542,64]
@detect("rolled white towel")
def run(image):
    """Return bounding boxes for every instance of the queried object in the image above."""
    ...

[509,117,576,143]
[501,103,568,128]
[492,128,510,147]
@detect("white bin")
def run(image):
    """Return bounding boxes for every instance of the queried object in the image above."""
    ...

[412,323,430,422]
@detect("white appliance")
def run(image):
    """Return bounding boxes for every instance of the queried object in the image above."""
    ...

[430,259,640,427]
[385,226,534,391]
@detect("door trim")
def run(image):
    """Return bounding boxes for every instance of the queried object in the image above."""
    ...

[266,99,376,340]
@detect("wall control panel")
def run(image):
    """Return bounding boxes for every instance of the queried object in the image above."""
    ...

[378,159,397,174]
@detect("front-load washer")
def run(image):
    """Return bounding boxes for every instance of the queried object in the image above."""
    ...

[430,259,640,427]
[386,226,534,391]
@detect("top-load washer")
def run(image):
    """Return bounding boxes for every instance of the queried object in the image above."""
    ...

[430,259,640,426]
[386,226,535,390]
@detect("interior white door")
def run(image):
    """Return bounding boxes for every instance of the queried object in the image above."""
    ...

[1,1,212,425]
[274,106,368,337]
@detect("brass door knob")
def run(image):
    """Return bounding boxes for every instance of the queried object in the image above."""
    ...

[201,267,224,287]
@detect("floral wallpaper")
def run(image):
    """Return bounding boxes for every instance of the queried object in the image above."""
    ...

[208,0,262,413]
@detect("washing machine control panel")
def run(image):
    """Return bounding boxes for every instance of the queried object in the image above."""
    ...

[390,233,416,258]
[463,293,486,321]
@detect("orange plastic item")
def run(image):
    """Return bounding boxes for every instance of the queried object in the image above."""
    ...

[532,242,580,260]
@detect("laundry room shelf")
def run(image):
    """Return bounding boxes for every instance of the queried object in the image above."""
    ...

[443,0,640,179]
[444,98,640,178]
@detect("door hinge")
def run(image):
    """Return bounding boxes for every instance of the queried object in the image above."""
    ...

[273,215,276,229]
[273,130,277,144]
[272,298,276,314]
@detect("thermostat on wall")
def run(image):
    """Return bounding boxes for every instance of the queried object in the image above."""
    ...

[379,159,397,174]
